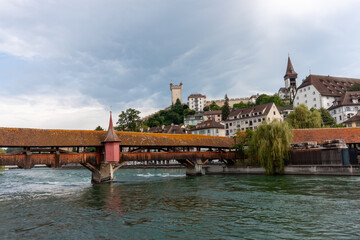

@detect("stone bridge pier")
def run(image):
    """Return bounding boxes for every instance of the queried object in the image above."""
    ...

[185,159,205,176]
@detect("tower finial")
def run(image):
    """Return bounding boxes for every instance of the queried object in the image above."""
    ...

[103,111,121,143]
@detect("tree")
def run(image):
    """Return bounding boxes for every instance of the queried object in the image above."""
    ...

[209,101,221,111]
[248,121,293,175]
[233,101,247,109]
[319,108,336,127]
[347,83,360,91]
[256,94,286,107]
[184,108,196,117]
[203,106,210,111]
[145,100,190,127]
[116,108,141,131]
[286,104,322,129]
[95,126,104,131]
[233,128,254,161]
[222,94,230,120]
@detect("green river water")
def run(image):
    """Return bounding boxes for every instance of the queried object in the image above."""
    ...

[0,168,359,239]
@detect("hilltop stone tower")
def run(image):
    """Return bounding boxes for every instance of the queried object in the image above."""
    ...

[170,82,183,105]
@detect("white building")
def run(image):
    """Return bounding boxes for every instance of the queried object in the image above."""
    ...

[293,75,360,110]
[203,110,222,122]
[224,102,282,137]
[277,106,294,121]
[184,113,203,126]
[249,94,259,104]
[190,119,225,137]
[328,91,360,124]
[188,94,206,112]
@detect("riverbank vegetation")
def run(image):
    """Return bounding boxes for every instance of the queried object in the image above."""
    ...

[0,148,5,172]
[233,121,293,175]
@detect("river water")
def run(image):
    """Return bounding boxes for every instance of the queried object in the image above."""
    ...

[1,168,360,239]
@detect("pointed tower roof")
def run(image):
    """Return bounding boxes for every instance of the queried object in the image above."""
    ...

[103,111,121,143]
[284,56,298,78]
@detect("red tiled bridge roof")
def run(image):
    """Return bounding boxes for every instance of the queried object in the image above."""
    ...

[0,127,233,148]
[1,127,360,148]
[292,128,360,144]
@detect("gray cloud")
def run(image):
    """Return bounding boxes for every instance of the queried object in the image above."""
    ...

[1,0,360,128]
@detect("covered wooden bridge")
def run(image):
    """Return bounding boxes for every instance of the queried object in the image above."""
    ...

[0,114,236,182]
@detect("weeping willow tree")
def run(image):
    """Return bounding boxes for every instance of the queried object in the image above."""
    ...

[248,121,293,175]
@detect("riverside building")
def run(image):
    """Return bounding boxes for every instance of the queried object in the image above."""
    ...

[328,91,360,124]
[293,75,360,110]
[224,102,282,137]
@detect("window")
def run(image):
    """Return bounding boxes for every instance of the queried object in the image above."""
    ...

[313,91,315,95]
[305,94,307,97]
[314,104,316,108]
[207,130,210,134]
[273,111,276,115]
[226,123,228,128]
[327,103,330,106]
[300,89,302,93]
[357,123,360,127]
[216,129,219,133]
[308,87,310,90]
[258,118,261,122]
[304,88,306,92]
[349,124,353,127]
[340,116,342,121]
[346,107,351,111]
[305,100,307,103]
[355,107,359,111]
[313,98,316,101]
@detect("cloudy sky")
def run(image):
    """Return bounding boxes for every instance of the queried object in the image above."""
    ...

[1,0,360,129]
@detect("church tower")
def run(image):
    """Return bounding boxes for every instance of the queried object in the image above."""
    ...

[284,56,298,103]
[284,56,298,89]
[170,82,183,105]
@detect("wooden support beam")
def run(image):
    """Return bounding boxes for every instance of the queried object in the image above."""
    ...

[25,149,31,169]
[185,159,195,167]
[84,162,98,172]
[55,149,60,168]
[202,159,209,165]
[113,161,128,172]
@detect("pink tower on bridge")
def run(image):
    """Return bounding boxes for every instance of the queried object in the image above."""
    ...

[103,111,121,162]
